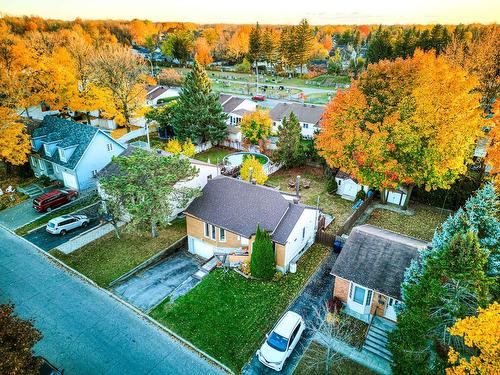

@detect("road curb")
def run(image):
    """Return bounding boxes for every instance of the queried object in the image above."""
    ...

[0,223,233,375]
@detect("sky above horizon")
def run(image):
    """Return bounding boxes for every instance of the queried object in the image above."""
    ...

[1,0,499,25]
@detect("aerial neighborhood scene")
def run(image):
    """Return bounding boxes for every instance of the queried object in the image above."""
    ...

[1,1,500,374]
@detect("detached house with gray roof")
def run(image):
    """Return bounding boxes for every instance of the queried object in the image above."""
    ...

[184,176,318,273]
[269,102,324,139]
[331,225,427,322]
[29,116,126,191]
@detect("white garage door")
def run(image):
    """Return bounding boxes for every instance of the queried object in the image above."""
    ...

[192,239,214,259]
[62,171,78,190]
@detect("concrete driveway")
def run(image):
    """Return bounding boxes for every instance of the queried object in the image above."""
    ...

[113,251,202,312]
[23,204,100,251]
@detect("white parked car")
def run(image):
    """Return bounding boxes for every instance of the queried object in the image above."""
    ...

[46,214,90,235]
[257,311,305,371]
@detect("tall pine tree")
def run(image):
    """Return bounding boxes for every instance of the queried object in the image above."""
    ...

[171,60,227,143]
[275,112,305,168]
[250,224,276,280]
[295,19,314,76]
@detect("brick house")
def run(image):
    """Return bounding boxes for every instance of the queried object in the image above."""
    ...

[184,176,318,273]
[331,225,427,322]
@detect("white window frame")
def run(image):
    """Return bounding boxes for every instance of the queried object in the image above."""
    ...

[211,225,216,240]
[92,169,98,177]
[54,164,60,173]
[303,123,309,129]
[106,143,113,151]
[219,228,226,242]
[58,148,67,162]
[349,282,372,307]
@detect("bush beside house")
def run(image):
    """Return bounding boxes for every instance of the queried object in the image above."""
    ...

[250,225,276,280]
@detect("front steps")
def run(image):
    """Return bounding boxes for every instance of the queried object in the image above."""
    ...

[362,317,395,362]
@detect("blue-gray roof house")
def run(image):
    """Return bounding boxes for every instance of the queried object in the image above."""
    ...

[29,116,126,191]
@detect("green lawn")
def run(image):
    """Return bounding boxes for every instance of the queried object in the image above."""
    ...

[50,219,186,287]
[295,342,376,375]
[15,195,100,236]
[366,203,451,241]
[193,146,234,164]
[150,244,329,372]
[267,167,354,233]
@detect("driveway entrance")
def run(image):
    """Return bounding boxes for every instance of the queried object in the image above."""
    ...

[112,251,202,312]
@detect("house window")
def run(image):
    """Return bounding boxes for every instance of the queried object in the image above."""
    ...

[302,227,305,239]
[219,228,226,242]
[353,286,366,305]
[106,143,113,151]
[54,164,59,173]
[58,148,67,162]
[338,180,341,185]
[204,222,210,237]
[303,123,309,129]
[366,290,373,306]
[92,170,98,177]
[211,225,216,240]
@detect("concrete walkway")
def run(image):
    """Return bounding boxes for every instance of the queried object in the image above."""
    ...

[0,226,224,375]
[56,221,124,254]
[313,332,392,375]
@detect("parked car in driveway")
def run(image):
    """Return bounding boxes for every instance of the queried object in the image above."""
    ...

[257,311,305,371]
[46,214,89,235]
[33,189,78,212]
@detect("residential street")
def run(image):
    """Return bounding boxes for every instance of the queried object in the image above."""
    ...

[0,226,224,375]
[242,250,338,375]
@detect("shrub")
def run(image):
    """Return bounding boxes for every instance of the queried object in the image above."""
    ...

[235,58,251,73]
[327,297,344,313]
[250,225,276,280]
[181,139,196,157]
[355,189,366,201]
[37,175,52,187]
[165,139,182,154]
[326,177,338,194]
[240,261,250,275]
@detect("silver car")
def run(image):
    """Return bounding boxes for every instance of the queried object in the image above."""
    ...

[46,214,90,235]
[257,311,305,371]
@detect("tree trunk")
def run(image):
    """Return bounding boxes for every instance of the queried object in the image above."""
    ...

[86,112,92,125]
[25,107,31,119]
[112,222,121,240]
[402,184,415,210]
[380,189,387,204]
[151,220,158,238]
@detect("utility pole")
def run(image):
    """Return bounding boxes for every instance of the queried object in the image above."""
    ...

[145,121,151,150]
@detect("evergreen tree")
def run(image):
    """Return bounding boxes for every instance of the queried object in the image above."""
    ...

[170,60,227,143]
[248,23,263,65]
[389,184,500,375]
[250,225,276,280]
[275,112,305,168]
[295,19,314,76]
[366,26,394,63]
[262,28,277,67]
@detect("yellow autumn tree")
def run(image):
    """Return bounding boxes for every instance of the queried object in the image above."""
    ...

[240,109,272,145]
[181,139,196,157]
[240,156,267,185]
[165,139,182,154]
[0,107,30,165]
[447,302,500,375]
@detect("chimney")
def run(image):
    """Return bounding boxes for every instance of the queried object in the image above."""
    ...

[295,175,301,198]
[293,198,299,204]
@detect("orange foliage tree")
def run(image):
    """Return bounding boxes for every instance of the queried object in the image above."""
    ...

[0,107,30,165]
[446,302,500,375]
[316,50,483,206]
[194,37,213,66]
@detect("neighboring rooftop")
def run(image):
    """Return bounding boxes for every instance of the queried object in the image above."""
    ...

[32,116,100,169]
[331,225,427,300]
[219,94,245,113]
[269,102,324,124]
[147,86,169,101]
[185,176,312,244]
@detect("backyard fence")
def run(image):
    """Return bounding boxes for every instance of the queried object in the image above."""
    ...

[194,141,212,154]
[336,195,375,235]
[315,230,336,248]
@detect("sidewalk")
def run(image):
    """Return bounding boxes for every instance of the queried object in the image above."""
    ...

[56,222,124,254]
[313,332,392,375]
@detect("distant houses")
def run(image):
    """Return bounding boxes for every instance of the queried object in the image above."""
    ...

[269,102,324,139]
[219,94,257,144]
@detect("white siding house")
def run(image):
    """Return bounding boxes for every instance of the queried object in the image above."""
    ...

[269,102,324,139]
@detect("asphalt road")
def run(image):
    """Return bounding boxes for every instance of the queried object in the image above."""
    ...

[0,226,224,375]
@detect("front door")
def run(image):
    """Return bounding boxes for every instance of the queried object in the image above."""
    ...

[348,283,373,315]
[384,297,399,321]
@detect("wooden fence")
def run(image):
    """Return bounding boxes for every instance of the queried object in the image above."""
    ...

[336,195,375,235]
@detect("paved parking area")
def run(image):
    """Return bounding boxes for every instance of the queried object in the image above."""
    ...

[23,205,100,251]
[113,251,202,312]
[243,250,337,375]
